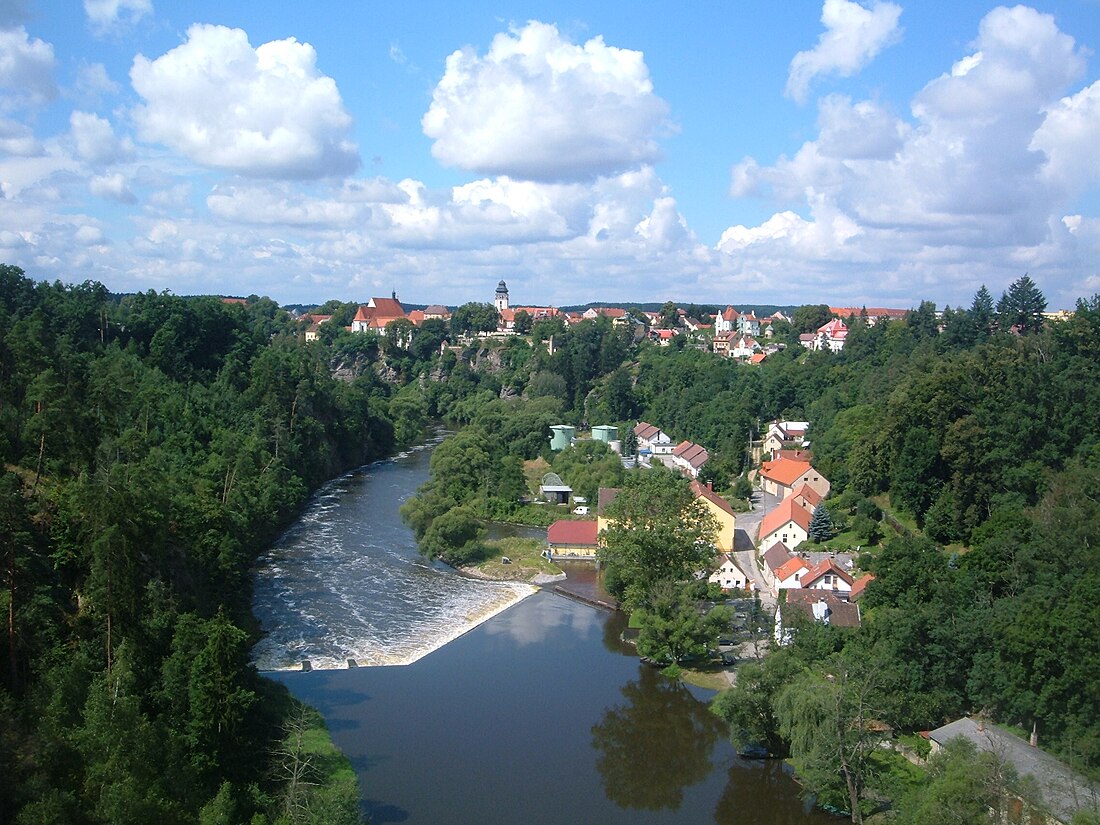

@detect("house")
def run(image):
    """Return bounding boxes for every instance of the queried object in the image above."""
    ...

[730,335,759,360]
[596,487,620,534]
[801,318,848,352]
[423,304,451,321]
[758,457,829,499]
[801,558,854,594]
[736,312,761,337]
[712,331,736,357]
[776,448,814,464]
[761,542,796,590]
[928,717,1100,825]
[829,307,909,327]
[708,554,748,591]
[582,307,627,321]
[547,520,600,560]
[758,496,813,550]
[634,422,673,457]
[748,352,767,365]
[671,440,709,479]
[762,420,809,455]
[788,482,823,510]
[351,296,407,332]
[773,554,811,592]
[775,590,861,645]
[650,328,677,346]
[714,306,740,335]
[690,479,736,552]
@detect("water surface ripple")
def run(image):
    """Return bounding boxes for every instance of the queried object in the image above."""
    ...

[251,438,535,671]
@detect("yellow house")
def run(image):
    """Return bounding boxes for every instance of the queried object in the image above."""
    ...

[690,480,736,553]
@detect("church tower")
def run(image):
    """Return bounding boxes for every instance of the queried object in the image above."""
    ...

[494,280,510,313]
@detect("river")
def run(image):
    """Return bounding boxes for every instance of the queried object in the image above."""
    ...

[253,438,834,824]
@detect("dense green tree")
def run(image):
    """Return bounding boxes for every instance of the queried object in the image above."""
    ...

[658,301,680,329]
[512,309,532,335]
[599,467,718,611]
[971,284,996,337]
[997,274,1047,334]
[791,304,832,334]
[711,649,802,757]
[634,581,731,664]
[775,651,886,823]
[450,302,499,336]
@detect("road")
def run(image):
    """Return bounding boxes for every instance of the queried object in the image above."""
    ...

[730,488,781,610]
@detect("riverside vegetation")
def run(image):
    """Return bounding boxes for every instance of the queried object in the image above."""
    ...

[4,262,1100,823]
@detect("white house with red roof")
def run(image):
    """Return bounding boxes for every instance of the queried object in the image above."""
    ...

[759,497,814,551]
[634,422,673,457]
[671,440,709,479]
[714,306,740,335]
[351,296,407,332]
[763,420,809,455]
[801,318,848,352]
[736,312,761,337]
[801,558,854,594]
[730,334,759,360]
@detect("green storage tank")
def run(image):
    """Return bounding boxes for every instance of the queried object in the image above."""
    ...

[591,425,618,443]
[549,424,576,451]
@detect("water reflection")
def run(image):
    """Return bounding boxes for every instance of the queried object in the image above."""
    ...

[591,665,727,812]
[481,588,601,646]
[714,760,831,825]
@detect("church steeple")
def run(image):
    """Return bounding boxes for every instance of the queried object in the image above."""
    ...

[494,280,509,313]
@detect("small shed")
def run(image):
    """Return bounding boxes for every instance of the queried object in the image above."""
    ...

[538,472,573,505]
[549,424,576,451]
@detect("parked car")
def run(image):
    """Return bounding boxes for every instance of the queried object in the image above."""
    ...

[572,506,589,515]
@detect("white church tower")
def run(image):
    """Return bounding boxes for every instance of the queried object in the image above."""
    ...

[494,280,510,313]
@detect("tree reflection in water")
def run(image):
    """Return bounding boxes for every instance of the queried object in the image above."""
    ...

[591,665,726,811]
[713,759,834,825]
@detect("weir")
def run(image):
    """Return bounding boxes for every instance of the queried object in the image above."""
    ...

[251,440,536,672]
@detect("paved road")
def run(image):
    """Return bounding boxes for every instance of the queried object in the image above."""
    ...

[731,489,781,610]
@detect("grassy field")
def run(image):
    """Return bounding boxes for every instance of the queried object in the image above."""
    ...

[466,536,563,581]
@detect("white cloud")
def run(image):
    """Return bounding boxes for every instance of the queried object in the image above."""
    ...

[723,5,1099,307]
[131,24,359,179]
[83,0,152,33]
[90,172,136,203]
[0,117,41,155]
[70,111,130,164]
[74,62,119,101]
[422,20,670,182]
[0,26,57,108]
[1032,80,1100,192]
[786,0,902,104]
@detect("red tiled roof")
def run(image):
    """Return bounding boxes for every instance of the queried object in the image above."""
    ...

[802,558,854,588]
[690,480,735,517]
[774,556,810,583]
[760,458,814,487]
[760,497,813,540]
[850,573,875,600]
[789,483,822,507]
[721,306,740,321]
[547,520,599,546]
[749,353,767,364]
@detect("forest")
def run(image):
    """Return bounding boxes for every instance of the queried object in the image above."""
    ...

[0,264,397,825]
[4,258,1100,823]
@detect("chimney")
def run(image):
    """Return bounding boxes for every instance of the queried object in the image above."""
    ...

[707,480,713,491]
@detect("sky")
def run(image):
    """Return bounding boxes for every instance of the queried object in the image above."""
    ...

[2,1,1100,310]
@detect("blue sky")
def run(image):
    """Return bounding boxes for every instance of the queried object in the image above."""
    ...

[2,1,1099,309]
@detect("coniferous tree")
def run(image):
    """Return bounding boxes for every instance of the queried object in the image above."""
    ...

[997,275,1046,334]
[807,504,836,542]
[970,284,995,336]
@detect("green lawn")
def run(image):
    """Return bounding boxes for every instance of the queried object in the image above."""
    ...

[468,536,563,580]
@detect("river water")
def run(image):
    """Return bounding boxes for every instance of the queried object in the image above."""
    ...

[253,439,833,824]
